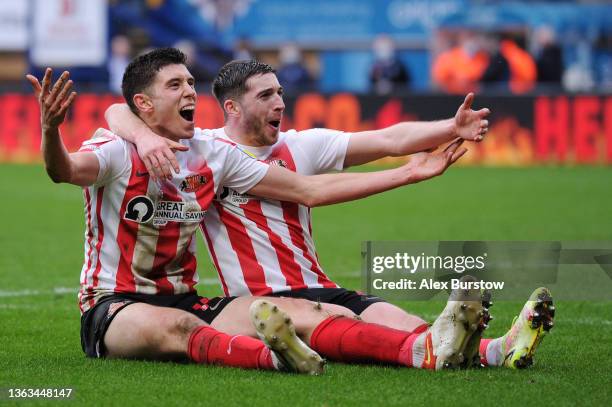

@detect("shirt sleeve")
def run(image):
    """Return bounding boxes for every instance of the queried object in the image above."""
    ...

[78,128,130,186]
[216,141,269,194]
[294,128,351,173]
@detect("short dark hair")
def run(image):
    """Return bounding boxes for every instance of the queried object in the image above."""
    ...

[122,47,187,114]
[212,60,275,108]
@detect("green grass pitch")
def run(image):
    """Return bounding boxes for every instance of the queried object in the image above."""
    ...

[0,164,610,406]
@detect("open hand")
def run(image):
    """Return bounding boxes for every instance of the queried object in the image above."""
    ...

[26,68,76,130]
[406,138,467,182]
[135,135,188,181]
[454,93,490,142]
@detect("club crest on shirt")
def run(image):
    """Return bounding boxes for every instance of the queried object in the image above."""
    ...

[180,174,208,193]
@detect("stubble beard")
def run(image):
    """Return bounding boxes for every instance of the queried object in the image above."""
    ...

[244,113,276,147]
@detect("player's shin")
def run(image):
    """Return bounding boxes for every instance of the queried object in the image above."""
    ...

[308,275,487,370]
[308,315,430,368]
[187,325,276,370]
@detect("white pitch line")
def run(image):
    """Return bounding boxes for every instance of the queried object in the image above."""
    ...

[0,272,363,299]
[0,287,78,298]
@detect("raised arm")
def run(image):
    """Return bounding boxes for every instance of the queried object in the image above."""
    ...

[26,69,99,186]
[105,103,187,180]
[249,139,467,207]
[343,93,490,167]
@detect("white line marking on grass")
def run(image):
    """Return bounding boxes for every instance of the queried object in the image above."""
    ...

[0,272,362,298]
[560,318,612,326]
[0,287,78,297]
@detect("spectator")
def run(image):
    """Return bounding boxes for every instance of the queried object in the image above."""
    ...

[533,26,563,86]
[500,35,537,94]
[432,31,489,94]
[594,32,612,91]
[480,34,511,91]
[369,35,411,95]
[276,43,314,93]
[563,40,595,92]
[174,39,225,84]
[233,37,254,60]
[108,35,132,94]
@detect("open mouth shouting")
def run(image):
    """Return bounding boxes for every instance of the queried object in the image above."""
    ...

[267,119,281,131]
[179,105,195,122]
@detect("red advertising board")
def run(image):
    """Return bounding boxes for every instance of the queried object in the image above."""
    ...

[1,93,610,165]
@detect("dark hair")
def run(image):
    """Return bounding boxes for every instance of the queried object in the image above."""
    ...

[122,47,187,114]
[212,60,275,109]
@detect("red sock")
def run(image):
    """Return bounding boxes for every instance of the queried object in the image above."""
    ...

[187,326,274,370]
[309,316,428,367]
[479,338,493,366]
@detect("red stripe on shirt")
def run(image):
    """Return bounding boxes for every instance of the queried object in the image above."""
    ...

[200,223,230,295]
[301,206,334,286]
[281,202,335,287]
[270,143,335,288]
[77,292,84,314]
[185,161,216,292]
[79,188,92,312]
[150,183,182,295]
[82,189,94,285]
[240,199,306,292]
[214,201,268,294]
[90,187,106,305]
[179,235,198,293]
[114,147,149,293]
[150,222,180,295]
[307,207,321,263]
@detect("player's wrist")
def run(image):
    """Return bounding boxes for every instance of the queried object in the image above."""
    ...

[399,163,418,185]
[42,124,60,135]
[446,118,458,139]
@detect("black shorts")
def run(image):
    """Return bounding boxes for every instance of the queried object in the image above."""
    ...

[268,287,386,315]
[80,292,236,358]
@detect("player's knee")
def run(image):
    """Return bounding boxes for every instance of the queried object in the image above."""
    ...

[360,302,426,331]
[289,298,328,318]
[289,298,355,324]
[154,311,203,356]
[320,303,356,319]
[172,312,203,336]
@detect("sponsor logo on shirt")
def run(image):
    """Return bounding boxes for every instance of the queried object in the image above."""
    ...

[124,195,206,226]
[217,187,252,205]
[124,195,155,223]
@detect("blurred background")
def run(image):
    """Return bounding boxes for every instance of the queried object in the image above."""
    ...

[1,0,611,165]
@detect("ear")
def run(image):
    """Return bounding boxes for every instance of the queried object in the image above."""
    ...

[133,93,153,113]
[223,99,240,118]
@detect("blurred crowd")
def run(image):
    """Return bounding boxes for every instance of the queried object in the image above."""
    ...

[2,0,610,95]
[430,28,564,95]
[104,25,606,96]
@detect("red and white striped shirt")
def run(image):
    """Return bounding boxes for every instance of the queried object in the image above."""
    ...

[77,128,268,313]
[200,128,351,296]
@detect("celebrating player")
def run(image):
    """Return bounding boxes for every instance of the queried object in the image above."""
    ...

[29,48,503,373]
[105,59,555,369]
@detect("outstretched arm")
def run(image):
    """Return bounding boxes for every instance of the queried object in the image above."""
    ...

[27,69,99,186]
[249,139,467,207]
[343,93,490,167]
[105,103,188,180]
